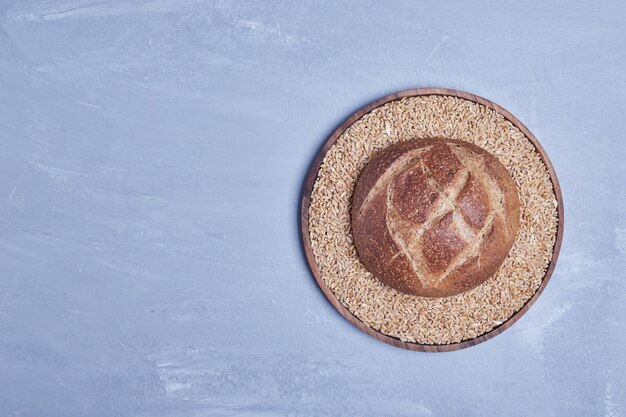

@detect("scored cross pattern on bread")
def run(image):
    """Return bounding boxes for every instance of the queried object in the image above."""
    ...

[352,138,520,298]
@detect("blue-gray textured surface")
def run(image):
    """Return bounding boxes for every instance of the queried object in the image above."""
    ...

[1,1,625,416]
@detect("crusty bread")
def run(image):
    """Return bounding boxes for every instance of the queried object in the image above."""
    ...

[351,138,520,297]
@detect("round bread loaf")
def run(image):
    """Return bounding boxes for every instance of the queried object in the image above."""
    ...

[351,138,520,298]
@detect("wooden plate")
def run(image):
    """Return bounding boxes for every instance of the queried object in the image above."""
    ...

[300,88,564,352]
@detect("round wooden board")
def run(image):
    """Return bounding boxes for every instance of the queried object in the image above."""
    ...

[300,88,564,352]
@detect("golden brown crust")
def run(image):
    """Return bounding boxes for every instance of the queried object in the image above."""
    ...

[351,138,521,298]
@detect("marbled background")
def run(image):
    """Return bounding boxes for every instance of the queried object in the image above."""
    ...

[1,1,625,416]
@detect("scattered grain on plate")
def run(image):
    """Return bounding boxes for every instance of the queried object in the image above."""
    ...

[308,95,559,345]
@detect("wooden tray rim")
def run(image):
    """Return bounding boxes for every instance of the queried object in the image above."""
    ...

[300,88,564,352]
